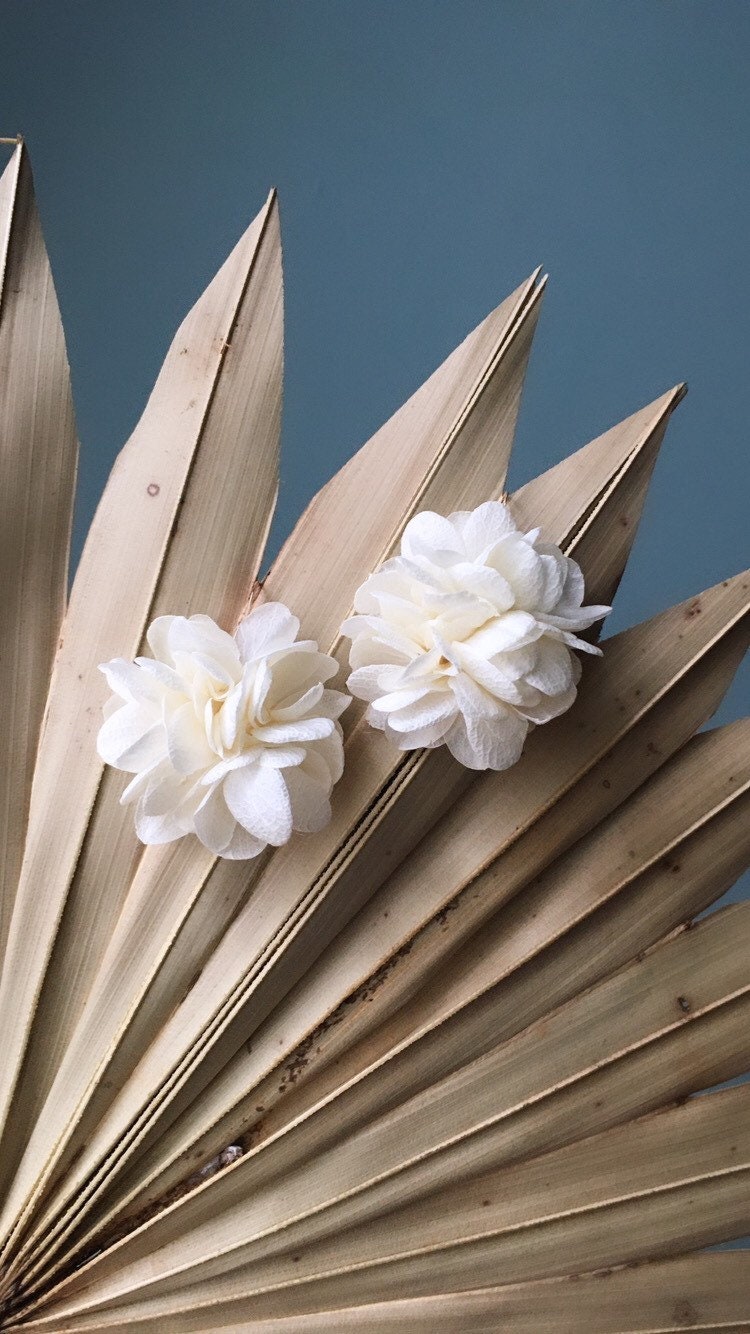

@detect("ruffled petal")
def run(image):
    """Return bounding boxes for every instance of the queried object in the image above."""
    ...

[99,658,162,706]
[168,615,240,676]
[221,824,267,860]
[448,562,515,613]
[272,681,324,722]
[464,611,544,656]
[283,766,332,834]
[307,729,346,784]
[165,700,213,774]
[370,683,435,715]
[235,601,301,663]
[223,764,293,846]
[377,691,457,735]
[146,615,178,664]
[524,637,577,696]
[264,650,339,712]
[133,656,185,694]
[134,809,187,844]
[445,702,528,771]
[450,500,517,559]
[401,510,462,561]
[193,786,237,855]
[485,532,546,608]
[252,717,335,745]
[97,704,164,771]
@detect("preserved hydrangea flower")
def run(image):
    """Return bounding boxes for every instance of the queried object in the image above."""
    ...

[341,501,610,771]
[98,604,349,858]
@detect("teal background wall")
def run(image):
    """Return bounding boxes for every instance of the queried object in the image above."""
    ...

[2,1,748,893]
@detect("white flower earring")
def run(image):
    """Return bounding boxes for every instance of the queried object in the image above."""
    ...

[98,603,349,858]
[341,500,610,771]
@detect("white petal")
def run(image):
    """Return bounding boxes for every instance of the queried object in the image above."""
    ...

[454,649,528,707]
[379,692,457,735]
[549,553,586,611]
[181,650,236,688]
[544,625,605,654]
[448,562,515,613]
[428,592,495,643]
[120,759,178,807]
[221,824,267,860]
[370,684,434,714]
[283,766,332,834]
[307,729,345,784]
[193,786,237,855]
[319,688,351,720]
[252,717,335,745]
[382,718,452,750]
[465,611,544,656]
[201,752,261,785]
[135,771,188,817]
[218,680,246,751]
[445,705,528,771]
[401,510,462,561]
[165,701,212,775]
[133,656,185,693]
[134,805,189,845]
[346,665,389,703]
[247,660,272,721]
[295,747,334,791]
[235,602,301,663]
[272,682,324,722]
[450,500,517,559]
[97,704,164,771]
[146,615,178,663]
[223,765,293,846]
[521,681,578,724]
[343,615,420,665]
[99,658,161,706]
[166,617,240,682]
[485,533,546,608]
[264,651,339,712]
[258,746,308,769]
[353,560,444,612]
[450,671,499,720]
[533,551,566,613]
[524,638,576,696]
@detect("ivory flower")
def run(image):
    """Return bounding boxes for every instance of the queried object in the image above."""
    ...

[341,501,610,771]
[98,605,349,858]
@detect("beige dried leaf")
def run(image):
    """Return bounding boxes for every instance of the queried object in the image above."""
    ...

[0,146,747,1332]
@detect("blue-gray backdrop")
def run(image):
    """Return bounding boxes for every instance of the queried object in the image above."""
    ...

[1,3,747,880]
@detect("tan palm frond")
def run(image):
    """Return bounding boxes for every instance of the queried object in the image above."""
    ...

[0,141,747,1331]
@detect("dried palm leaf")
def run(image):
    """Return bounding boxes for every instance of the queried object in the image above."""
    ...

[0,141,747,1331]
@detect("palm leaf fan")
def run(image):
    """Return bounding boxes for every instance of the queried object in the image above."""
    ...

[0,138,748,1332]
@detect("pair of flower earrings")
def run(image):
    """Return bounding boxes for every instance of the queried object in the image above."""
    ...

[98,500,609,860]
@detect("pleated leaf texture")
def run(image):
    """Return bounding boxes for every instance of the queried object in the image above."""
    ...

[0,139,748,1332]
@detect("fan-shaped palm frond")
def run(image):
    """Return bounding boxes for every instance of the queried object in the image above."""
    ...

[0,139,748,1331]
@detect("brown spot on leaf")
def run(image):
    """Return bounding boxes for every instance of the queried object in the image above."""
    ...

[672,1298,698,1325]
